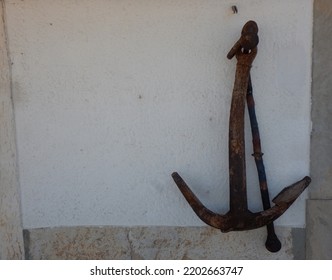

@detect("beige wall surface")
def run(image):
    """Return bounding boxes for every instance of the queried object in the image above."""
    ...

[306,0,332,259]
[0,0,24,259]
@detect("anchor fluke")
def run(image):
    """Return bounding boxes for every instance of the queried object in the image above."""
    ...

[272,176,311,205]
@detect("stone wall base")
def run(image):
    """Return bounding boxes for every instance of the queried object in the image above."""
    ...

[306,200,332,259]
[24,226,304,260]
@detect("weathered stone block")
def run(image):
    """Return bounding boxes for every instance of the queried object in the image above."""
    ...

[24,226,301,259]
[306,200,332,259]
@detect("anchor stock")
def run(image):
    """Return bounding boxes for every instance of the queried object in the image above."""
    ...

[246,75,282,252]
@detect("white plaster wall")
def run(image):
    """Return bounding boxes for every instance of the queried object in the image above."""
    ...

[5,0,312,229]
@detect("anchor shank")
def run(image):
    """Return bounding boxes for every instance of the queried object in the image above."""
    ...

[229,60,253,213]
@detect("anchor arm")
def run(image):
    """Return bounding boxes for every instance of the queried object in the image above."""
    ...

[171,169,311,232]
[172,172,230,230]
[252,176,311,229]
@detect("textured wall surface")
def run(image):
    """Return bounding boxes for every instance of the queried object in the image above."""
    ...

[5,0,312,230]
[310,0,332,200]
[306,0,332,259]
[24,226,303,260]
[306,200,332,259]
[0,0,24,259]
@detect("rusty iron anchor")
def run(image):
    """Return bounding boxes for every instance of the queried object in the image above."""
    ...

[171,21,311,248]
